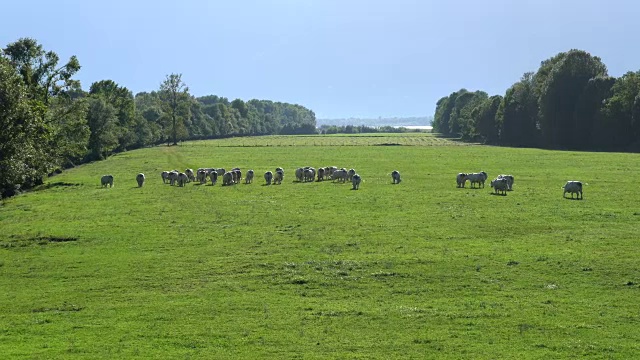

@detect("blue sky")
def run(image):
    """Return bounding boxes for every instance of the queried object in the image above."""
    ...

[2,0,638,119]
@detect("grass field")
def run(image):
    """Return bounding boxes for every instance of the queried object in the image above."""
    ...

[1,133,639,359]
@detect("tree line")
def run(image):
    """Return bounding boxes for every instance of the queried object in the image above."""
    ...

[432,49,640,151]
[0,38,317,198]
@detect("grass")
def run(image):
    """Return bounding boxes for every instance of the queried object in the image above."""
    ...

[1,133,639,359]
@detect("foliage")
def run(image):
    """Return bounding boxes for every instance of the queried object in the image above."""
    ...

[433,49,639,151]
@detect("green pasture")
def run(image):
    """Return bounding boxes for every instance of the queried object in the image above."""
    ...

[1,134,639,359]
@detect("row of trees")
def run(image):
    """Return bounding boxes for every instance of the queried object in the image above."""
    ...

[0,38,317,198]
[432,49,640,151]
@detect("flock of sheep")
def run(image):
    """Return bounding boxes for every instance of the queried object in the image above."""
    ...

[455,171,584,199]
[100,168,584,199]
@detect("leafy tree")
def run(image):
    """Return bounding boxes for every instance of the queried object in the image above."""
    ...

[538,49,608,148]
[89,80,136,150]
[599,71,640,149]
[0,56,50,196]
[498,72,540,146]
[46,96,90,166]
[159,74,190,145]
[3,37,81,105]
[473,95,503,143]
[86,97,119,160]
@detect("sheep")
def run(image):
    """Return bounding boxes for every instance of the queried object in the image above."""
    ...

[222,171,234,186]
[317,167,325,182]
[391,170,401,184]
[177,172,189,187]
[456,173,467,188]
[347,168,356,181]
[563,181,583,199]
[168,171,179,186]
[490,178,508,195]
[331,169,348,182]
[274,169,284,185]
[497,174,515,191]
[352,174,361,190]
[185,169,195,183]
[101,175,114,188]
[245,170,254,184]
[197,169,208,184]
[295,167,304,182]
[467,171,488,188]
[136,173,145,187]
[161,171,170,184]
[264,171,273,185]
[304,167,315,182]
[209,170,218,185]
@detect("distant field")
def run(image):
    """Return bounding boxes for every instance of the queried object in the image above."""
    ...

[1,133,639,359]
[190,132,460,147]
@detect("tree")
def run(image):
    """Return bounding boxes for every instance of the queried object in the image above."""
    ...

[159,74,190,145]
[538,49,608,148]
[0,56,50,196]
[89,80,136,151]
[473,95,503,143]
[3,37,81,105]
[86,97,119,160]
[498,72,540,147]
[599,71,640,149]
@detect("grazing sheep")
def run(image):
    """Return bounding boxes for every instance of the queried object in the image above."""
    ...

[177,172,189,187]
[233,169,242,184]
[101,175,114,188]
[209,170,218,185]
[264,171,273,185]
[391,170,401,184]
[136,173,145,187]
[274,169,284,184]
[168,171,179,186]
[317,167,325,181]
[295,167,304,182]
[304,167,315,182]
[497,174,515,191]
[326,166,337,179]
[347,168,356,181]
[223,172,234,186]
[245,170,254,184]
[161,171,170,184]
[197,169,207,184]
[185,169,195,183]
[352,174,361,190]
[331,169,348,183]
[456,173,468,188]
[467,171,488,188]
[563,181,583,199]
[490,178,508,195]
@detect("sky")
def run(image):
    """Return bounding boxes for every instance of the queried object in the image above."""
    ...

[2,0,639,120]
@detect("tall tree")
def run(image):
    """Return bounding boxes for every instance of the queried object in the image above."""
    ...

[473,95,503,143]
[3,38,81,105]
[89,80,136,150]
[159,74,191,145]
[86,97,119,160]
[538,49,608,148]
[498,72,540,147]
[0,56,50,196]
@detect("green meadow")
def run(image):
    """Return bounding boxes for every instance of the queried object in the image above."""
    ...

[1,133,639,359]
